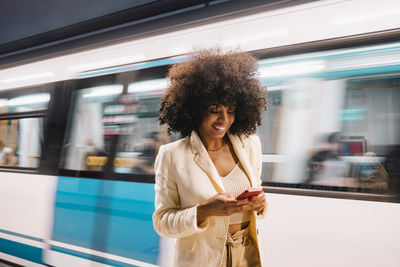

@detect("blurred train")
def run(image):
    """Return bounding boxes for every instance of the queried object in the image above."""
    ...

[0,0,400,266]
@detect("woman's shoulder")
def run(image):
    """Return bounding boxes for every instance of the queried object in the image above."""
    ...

[235,134,261,148]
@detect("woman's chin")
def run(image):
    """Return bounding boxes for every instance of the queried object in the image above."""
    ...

[211,130,227,137]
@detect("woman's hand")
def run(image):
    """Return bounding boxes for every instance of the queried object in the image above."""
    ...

[197,192,267,225]
[251,193,267,215]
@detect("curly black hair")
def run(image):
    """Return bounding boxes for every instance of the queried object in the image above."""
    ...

[159,48,267,137]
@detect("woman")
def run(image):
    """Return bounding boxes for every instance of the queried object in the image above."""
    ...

[153,48,267,267]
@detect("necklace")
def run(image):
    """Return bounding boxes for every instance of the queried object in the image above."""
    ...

[207,142,225,152]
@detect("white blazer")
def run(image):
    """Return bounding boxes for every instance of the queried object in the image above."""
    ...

[153,130,266,267]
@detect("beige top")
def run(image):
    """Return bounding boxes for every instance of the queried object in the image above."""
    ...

[153,132,265,267]
[221,163,251,224]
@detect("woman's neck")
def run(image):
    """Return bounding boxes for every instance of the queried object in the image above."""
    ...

[197,131,227,152]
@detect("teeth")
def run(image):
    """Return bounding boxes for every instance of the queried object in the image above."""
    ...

[214,125,226,130]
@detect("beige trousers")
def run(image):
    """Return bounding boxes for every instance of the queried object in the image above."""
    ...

[221,226,261,267]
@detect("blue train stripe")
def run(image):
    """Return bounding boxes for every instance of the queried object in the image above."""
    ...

[0,237,43,264]
[54,193,153,221]
[258,42,400,68]
[261,64,400,85]
[52,177,160,265]
[77,57,188,78]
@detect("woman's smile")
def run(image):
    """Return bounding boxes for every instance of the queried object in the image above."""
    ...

[212,124,227,132]
[198,104,235,139]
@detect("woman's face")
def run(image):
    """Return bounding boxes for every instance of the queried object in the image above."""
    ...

[198,104,235,140]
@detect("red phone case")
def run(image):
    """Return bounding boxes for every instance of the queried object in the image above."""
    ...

[235,188,263,200]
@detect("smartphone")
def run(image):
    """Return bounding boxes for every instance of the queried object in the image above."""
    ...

[235,188,264,200]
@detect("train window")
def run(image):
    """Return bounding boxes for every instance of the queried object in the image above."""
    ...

[258,41,400,194]
[0,118,43,168]
[0,92,49,169]
[340,77,399,192]
[59,65,180,180]
[113,79,172,175]
[61,85,123,171]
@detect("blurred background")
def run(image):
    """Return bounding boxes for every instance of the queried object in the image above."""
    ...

[0,1,399,267]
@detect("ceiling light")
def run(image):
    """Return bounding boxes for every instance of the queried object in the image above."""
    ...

[128,79,168,93]
[259,61,325,78]
[82,85,123,98]
[7,93,50,106]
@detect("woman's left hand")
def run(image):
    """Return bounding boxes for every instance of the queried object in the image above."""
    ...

[248,193,267,215]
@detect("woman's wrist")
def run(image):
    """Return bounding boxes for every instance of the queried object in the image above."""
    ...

[196,203,210,225]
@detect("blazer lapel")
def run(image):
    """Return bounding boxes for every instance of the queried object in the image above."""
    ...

[228,134,254,187]
[190,131,225,193]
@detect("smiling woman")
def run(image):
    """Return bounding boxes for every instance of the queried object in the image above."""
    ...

[153,48,267,267]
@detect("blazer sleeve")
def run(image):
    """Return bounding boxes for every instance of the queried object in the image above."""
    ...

[251,135,267,218]
[152,145,209,238]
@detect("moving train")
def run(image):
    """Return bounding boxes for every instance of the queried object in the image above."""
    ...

[0,0,399,266]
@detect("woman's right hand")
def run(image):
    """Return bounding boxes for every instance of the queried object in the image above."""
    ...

[196,193,250,225]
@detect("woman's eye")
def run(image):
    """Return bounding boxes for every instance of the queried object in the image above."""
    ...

[209,107,218,113]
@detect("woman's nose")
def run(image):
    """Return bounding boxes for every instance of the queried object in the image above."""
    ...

[218,110,228,121]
